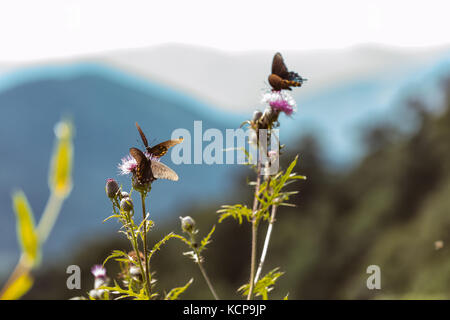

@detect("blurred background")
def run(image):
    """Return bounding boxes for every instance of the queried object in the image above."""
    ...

[1,0,450,299]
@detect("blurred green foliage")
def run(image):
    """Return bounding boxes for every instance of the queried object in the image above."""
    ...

[1,119,73,300]
[24,78,450,300]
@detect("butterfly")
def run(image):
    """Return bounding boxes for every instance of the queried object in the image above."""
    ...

[268,52,306,91]
[129,123,182,183]
[135,122,183,158]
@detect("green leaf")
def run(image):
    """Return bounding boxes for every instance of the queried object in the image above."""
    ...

[12,191,40,267]
[217,204,252,224]
[103,250,129,266]
[98,280,149,300]
[164,278,193,300]
[149,232,180,260]
[256,155,306,215]
[238,268,284,300]
[198,225,216,252]
[102,214,122,223]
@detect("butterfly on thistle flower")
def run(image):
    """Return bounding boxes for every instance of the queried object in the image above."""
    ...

[129,122,182,184]
[268,52,307,91]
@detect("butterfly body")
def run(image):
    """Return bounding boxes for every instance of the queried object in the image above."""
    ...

[268,74,302,91]
[269,52,305,91]
[129,147,154,184]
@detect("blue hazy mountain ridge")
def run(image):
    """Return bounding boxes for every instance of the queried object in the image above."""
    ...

[0,53,449,276]
[0,63,246,275]
[285,53,450,167]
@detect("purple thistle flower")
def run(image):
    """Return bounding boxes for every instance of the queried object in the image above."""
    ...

[261,90,297,116]
[91,264,107,279]
[118,151,160,175]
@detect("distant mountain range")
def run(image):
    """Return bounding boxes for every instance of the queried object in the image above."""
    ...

[0,63,244,276]
[0,44,449,276]
[2,44,449,112]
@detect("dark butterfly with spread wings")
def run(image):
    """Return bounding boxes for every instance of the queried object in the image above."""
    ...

[135,122,184,158]
[129,122,183,184]
[268,52,306,91]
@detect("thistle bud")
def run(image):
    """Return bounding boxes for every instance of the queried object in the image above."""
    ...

[120,191,129,199]
[180,216,196,234]
[120,197,134,213]
[105,179,119,199]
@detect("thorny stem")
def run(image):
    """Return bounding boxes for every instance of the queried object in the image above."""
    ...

[190,235,220,300]
[118,200,149,297]
[247,153,262,300]
[254,204,278,284]
[140,192,152,297]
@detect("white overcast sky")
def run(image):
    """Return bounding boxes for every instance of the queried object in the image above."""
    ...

[0,0,449,62]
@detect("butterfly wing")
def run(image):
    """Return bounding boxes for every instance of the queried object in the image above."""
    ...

[271,52,289,79]
[135,122,149,149]
[129,147,152,184]
[287,71,305,84]
[148,138,184,158]
[150,161,179,181]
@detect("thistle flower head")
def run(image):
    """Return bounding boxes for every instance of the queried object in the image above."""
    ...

[118,151,159,176]
[91,265,109,291]
[261,90,297,116]
[91,265,107,279]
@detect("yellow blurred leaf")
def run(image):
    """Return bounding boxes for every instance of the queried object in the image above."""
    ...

[0,272,33,300]
[49,120,73,198]
[12,191,40,267]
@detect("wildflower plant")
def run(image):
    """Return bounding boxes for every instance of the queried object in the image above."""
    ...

[220,52,307,299]
[221,104,306,299]
[85,131,194,300]
[78,52,305,300]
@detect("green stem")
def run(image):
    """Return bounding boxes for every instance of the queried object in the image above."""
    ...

[123,209,149,297]
[140,192,151,297]
[190,235,220,300]
[247,156,262,300]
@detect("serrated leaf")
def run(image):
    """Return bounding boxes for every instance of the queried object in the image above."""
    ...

[198,225,215,252]
[103,250,129,266]
[149,232,179,260]
[164,278,193,300]
[217,204,252,224]
[99,280,148,300]
[12,191,40,267]
[238,268,284,300]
